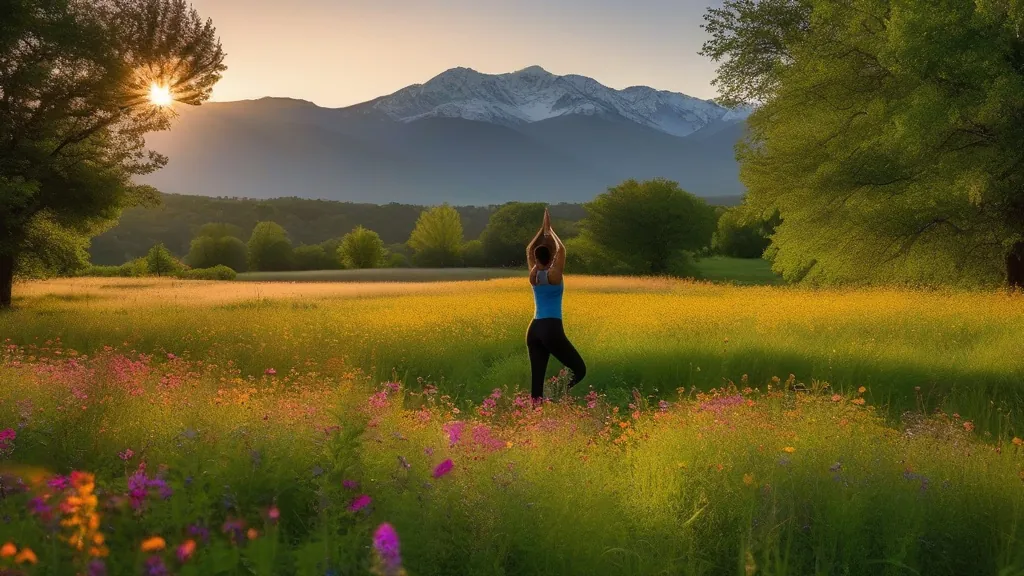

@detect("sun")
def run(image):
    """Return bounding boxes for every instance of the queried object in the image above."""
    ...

[148,83,173,107]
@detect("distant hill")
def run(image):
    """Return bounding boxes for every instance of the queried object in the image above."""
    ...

[138,66,748,205]
[89,193,742,265]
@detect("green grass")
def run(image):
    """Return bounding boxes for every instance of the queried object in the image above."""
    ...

[236,268,526,283]
[3,277,1024,574]
[696,256,783,285]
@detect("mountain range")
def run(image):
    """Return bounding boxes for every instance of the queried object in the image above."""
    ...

[140,66,749,205]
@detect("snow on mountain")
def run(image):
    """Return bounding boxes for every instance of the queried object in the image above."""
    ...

[353,66,740,138]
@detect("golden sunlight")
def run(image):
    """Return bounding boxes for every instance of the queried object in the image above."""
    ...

[148,83,173,106]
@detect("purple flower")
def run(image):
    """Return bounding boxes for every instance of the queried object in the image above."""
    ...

[442,421,464,446]
[348,494,372,512]
[342,479,359,490]
[188,524,210,543]
[433,459,454,478]
[0,428,14,443]
[118,448,134,461]
[47,475,70,490]
[373,523,402,573]
[87,559,107,576]
[145,556,169,576]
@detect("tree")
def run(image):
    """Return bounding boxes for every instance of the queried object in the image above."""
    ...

[584,179,717,274]
[408,205,464,267]
[247,222,293,271]
[461,240,486,268]
[187,235,248,271]
[338,226,386,269]
[145,243,179,277]
[0,0,225,306]
[293,244,329,271]
[702,0,1024,287]
[480,203,547,267]
[712,207,780,258]
[318,238,344,270]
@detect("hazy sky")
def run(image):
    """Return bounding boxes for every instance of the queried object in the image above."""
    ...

[187,0,724,108]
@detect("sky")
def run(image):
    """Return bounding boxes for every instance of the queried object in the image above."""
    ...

[186,0,725,108]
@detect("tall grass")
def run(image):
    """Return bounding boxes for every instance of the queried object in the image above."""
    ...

[4,277,1024,427]
[1,345,1022,575]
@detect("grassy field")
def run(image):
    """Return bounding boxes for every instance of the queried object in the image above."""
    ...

[1,276,1023,574]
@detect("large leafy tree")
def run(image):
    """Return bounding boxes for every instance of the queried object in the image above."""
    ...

[480,202,546,267]
[584,179,717,274]
[247,222,293,272]
[703,0,1024,287]
[338,226,386,269]
[0,0,225,306]
[408,204,464,267]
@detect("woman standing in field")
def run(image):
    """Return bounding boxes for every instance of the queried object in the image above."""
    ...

[526,208,586,401]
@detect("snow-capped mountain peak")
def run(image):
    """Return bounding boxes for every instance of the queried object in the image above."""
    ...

[355,66,742,137]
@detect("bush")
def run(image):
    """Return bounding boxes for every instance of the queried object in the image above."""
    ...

[386,252,410,268]
[712,207,779,258]
[187,235,248,272]
[339,226,387,269]
[119,258,149,278]
[77,265,122,278]
[461,240,486,268]
[178,265,237,281]
[146,244,183,277]
[563,234,634,276]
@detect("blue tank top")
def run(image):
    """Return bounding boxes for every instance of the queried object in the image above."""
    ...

[533,270,563,319]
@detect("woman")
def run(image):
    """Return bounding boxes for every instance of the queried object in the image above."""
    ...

[526,208,586,401]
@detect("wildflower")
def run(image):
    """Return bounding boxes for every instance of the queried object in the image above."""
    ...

[14,548,36,565]
[48,475,70,490]
[442,421,464,446]
[0,542,15,557]
[851,398,866,406]
[264,368,276,376]
[140,537,166,552]
[342,480,359,490]
[118,448,134,461]
[398,455,411,469]
[188,524,210,543]
[348,494,372,512]
[742,473,754,486]
[858,386,866,394]
[87,559,107,576]
[830,462,842,473]
[964,421,975,432]
[782,447,796,453]
[177,539,197,562]
[145,555,169,576]
[658,400,669,412]
[0,428,14,454]
[831,394,842,402]
[167,353,176,360]
[268,506,280,522]
[221,519,246,544]
[433,459,454,478]
[247,528,258,540]
[1013,437,1023,446]
[372,523,402,575]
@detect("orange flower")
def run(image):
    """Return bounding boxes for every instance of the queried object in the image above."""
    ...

[0,542,15,557]
[140,537,166,552]
[14,548,36,565]
[743,473,755,486]
[246,528,258,540]
[851,398,866,406]
[177,539,197,562]
[831,394,842,402]
[857,386,866,394]
[964,421,975,432]
[1013,437,1023,446]
[782,446,796,453]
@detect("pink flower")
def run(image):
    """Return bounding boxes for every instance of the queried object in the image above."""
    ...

[342,479,359,490]
[0,429,15,443]
[268,506,280,521]
[348,494,372,512]
[264,368,276,376]
[442,421,464,446]
[166,353,176,360]
[372,523,402,574]
[432,459,454,478]
[119,448,134,461]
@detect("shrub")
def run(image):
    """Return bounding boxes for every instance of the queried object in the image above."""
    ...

[178,265,237,281]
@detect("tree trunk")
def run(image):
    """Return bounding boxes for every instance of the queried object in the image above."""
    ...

[0,253,13,309]
[1008,242,1024,290]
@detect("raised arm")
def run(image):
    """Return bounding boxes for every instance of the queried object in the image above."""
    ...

[548,228,567,283]
[526,208,552,269]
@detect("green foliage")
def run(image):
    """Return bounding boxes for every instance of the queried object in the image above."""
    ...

[385,252,410,268]
[187,235,248,272]
[339,226,386,269]
[408,205,464,267]
[14,214,92,279]
[89,194,506,266]
[293,245,330,271]
[480,203,547,267]
[563,234,635,276]
[712,207,779,259]
[0,0,225,306]
[178,265,236,281]
[247,222,294,272]
[704,0,1024,287]
[317,238,344,270]
[145,244,181,277]
[461,240,486,268]
[583,179,717,275]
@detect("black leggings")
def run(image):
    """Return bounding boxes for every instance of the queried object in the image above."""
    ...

[526,318,586,399]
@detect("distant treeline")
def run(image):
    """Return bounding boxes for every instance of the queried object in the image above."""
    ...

[88,193,742,265]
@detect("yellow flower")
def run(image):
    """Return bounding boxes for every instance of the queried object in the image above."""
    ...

[743,473,755,486]
[140,537,166,552]
[782,446,796,453]
[14,548,37,565]
[0,542,16,557]
[858,386,866,394]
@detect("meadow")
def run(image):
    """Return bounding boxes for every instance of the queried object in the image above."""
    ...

[1,276,1024,574]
